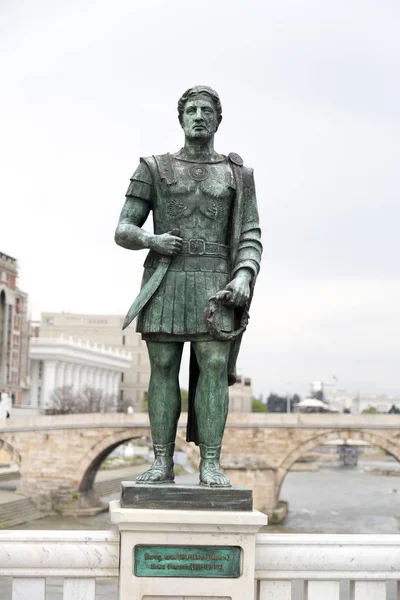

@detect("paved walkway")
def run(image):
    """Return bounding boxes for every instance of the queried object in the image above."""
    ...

[0,484,21,504]
[94,463,146,482]
[0,463,150,505]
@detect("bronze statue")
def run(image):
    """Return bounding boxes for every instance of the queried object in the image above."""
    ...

[115,86,262,487]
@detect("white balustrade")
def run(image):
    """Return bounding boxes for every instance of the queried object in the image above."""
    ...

[350,581,387,600]
[255,534,400,599]
[1,531,399,599]
[0,530,119,600]
[305,580,340,599]
[260,581,291,599]
[63,579,95,600]
[12,579,45,600]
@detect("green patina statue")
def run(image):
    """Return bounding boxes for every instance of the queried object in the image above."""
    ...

[115,86,262,487]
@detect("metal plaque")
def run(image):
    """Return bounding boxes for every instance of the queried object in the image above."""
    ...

[134,545,241,578]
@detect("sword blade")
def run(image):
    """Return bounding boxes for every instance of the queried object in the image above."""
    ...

[122,259,170,330]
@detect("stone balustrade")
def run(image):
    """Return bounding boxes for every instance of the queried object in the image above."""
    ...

[256,534,400,599]
[0,530,399,599]
[30,336,132,359]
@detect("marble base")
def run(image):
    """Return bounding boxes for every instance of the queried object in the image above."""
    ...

[110,500,267,600]
[121,482,253,511]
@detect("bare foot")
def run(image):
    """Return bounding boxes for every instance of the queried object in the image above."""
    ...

[199,458,231,487]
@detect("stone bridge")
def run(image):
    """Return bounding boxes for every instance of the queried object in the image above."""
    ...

[1,413,400,516]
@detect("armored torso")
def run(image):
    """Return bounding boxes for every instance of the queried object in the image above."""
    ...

[146,154,235,244]
[125,153,237,340]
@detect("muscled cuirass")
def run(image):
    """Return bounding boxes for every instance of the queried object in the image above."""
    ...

[151,157,235,244]
[126,151,261,341]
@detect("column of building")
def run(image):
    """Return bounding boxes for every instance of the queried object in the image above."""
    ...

[29,360,39,408]
[55,361,64,388]
[41,361,57,409]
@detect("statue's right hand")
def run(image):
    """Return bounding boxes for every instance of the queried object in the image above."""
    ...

[150,230,182,256]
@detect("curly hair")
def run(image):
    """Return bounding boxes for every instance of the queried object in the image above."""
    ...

[177,86,222,124]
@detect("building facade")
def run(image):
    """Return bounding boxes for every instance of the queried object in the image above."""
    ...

[229,375,252,412]
[39,313,150,412]
[351,392,400,414]
[324,388,400,414]
[38,312,255,414]
[29,337,131,413]
[0,252,29,406]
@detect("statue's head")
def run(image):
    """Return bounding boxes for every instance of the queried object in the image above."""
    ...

[177,86,222,140]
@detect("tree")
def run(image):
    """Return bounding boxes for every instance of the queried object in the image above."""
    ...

[47,385,116,415]
[361,406,380,414]
[252,398,268,413]
[292,394,301,406]
[267,393,302,413]
[267,393,286,412]
[311,389,325,402]
[78,385,115,413]
[48,385,76,414]
[180,389,189,412]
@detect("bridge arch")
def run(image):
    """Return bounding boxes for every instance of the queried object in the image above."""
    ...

[78,428,197,493]
[0,438,22,467]
[275,428,400,502]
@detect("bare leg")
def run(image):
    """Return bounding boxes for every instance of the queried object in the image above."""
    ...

[192,340,231,487]
[136,341,183,484]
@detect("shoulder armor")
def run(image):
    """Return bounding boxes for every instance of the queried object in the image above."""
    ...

[153,153,176,185]
[131,160,152,184]
[228,152,244,167]
[126,160,153,200]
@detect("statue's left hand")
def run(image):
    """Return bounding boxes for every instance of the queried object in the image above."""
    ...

[217,269,252,307]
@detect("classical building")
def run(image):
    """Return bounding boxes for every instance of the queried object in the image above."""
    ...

[39,313,150,411]
[0,252,29,406]
[229,375,252,412]
[37,312,254,414]
[28,337,131,413]
[324,388,400,414]
[351,392,400,414]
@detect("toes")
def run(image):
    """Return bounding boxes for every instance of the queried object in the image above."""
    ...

[201,473,231,487]
[136,466,174,484]
[136,469,159,483]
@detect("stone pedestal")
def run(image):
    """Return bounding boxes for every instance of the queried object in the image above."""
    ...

[120,482,253,511]
[110,494,267,600]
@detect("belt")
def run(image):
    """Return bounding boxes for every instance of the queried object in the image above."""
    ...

[181,239,229,257]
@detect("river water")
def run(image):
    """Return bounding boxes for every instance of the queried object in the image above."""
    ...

[272,460,400,534]
[10,459,399,534]
[2,461,400,599]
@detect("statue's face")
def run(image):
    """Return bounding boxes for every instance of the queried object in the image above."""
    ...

[181,95,219,140]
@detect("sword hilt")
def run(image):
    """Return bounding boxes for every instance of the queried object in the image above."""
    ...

[159,229,181,263]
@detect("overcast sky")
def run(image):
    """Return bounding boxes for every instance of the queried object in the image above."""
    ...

[1,0,399,398]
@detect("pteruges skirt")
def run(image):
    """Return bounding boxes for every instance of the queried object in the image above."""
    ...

[136,252,234,341]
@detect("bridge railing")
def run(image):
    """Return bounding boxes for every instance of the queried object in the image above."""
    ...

[255,533,400,599]
[1,530,400,599]
[0,530,119,599]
